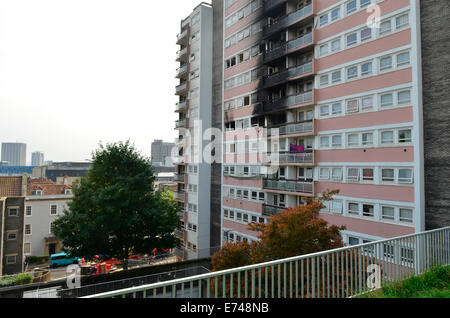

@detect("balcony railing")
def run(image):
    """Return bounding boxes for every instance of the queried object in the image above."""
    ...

[173,191,185,201]
[264,33,313,63]
[176,65,188,78]
[266,121,313,137]
[263,204,285,216]
[263,91,313,113]
[177,29,189,44]
[174,174,185,182]
[83,226,450,299]
[263,151,313,164]
[264,179,313,194]
[264,61,313,88]
[176,47,188,61]
[175,83,187,95]
[175,119,186,129]
[264,3,313,38]
[175,101,187,112]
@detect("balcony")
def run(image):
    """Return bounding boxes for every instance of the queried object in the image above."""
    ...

[175,119,186,129]
[176,29,189,45]
[174,173,185,182]
[175,83,188,95]
[175,100,188,112]
[176,65,189,78]
[176,47,188,62]
[263,204,285,217]
[263,3,313,38]
[263,151,314,164]
[262,90,314,113]
[263,61,313,88]
[174,191,185,201]
[264,0,286,13]
[265,121,313,137]
[264,179,313,194]
[264,32,314,63]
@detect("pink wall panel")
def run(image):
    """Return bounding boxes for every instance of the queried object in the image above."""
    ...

[223,219,261,237]
[316,147,414,163]
[223,197,263,213]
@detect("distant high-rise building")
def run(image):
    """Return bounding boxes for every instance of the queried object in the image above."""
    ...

[151,140,175,166]
[1,143,27,166]
[31,151,45,167]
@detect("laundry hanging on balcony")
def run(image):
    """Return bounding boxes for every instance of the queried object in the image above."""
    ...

[290,144,305,153]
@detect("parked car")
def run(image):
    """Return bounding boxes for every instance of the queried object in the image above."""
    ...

[49,253,81,268]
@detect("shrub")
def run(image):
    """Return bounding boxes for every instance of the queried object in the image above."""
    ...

[0,273,34,288]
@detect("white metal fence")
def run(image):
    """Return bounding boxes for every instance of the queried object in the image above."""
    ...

[82,226,450,298]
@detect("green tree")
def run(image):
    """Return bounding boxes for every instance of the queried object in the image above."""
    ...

[52,141,180,262]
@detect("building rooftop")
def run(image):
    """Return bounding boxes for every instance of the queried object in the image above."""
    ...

[0,176,24,197]
[27,178,72,196]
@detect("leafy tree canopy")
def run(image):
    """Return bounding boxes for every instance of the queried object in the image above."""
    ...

[52,141,180,260]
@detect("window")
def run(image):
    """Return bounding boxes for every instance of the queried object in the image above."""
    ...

[331,70,341,83]
[320,105,330,117]
[320,75,329,86]
[397,52,410,67]
[346,100,359,113]
[331,39,341,52]
[360,28,372,41]
[320,136,330,148]
[24,243,31,254]
[381,131,394,144]
[360,0,371,8]
[363,204,374,217]
[398,169,413,183]
[320,14,329,27]
[347,168,360,182]
[6,255,16,265]
[361,97,373,111]
[319,168,330,180]
[347,134,359,147]
[332,168,343,181]
[6,232,17,241]
[348,203,360,215]
[346,33,357,46]
[383,244,394,259]
[25,224,32,235]
[26,206,32,217]
[8,208,18,217]
[398,129,412,143]
[398,90,411,105]
[332,135,342,147]
[382,169,395,182]
[400,208,413,223]
[331,8,340,21]
[382,207,395,220]
[347,66,358,80]
[349,237,360,246]
[331,201,343,214]
[362,168,374,181]
[346,0,357,15]
[380,93,394,107]
[334,93,351,107]
[396,14,409,29]
[361,62,372,76]
[380,56,392,71]
[320,44,329,56]
[362,132,374,146]
[379,20,391,35]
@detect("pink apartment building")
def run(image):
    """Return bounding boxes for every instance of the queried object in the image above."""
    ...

[221,0,425,247]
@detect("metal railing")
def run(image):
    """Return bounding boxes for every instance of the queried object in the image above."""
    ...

[263,151,314,164]
[266,121,313,137]
[83,226,450,298]
[176,65,188,77]
[264,3,313,37]
[264,33,313,63]
[176,47,188,60]
[263,91,313,113]
[175,101,187,112]
[264,61,313,88]
[175,119,186,128]
[174,174,185,182]
[173,191,185,201]
[175,83,187,94]
[264,179,313,194]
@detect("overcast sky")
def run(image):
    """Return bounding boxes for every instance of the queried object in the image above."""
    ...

[0,0,208,164]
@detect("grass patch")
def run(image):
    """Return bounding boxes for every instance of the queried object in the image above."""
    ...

[361,265,450,298]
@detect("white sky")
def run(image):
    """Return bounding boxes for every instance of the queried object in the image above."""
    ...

[0,0,208,163]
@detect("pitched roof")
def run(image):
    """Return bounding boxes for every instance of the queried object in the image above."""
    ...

[27,179,72,196]
[0,176,24,197]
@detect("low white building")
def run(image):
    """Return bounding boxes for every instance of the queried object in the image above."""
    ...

[24,179,73,256]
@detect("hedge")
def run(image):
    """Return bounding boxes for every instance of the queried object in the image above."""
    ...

[26,255,50,265]
[0,273,34,288]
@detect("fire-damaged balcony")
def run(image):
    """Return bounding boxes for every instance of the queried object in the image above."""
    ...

[264,32,314,63]
[265,120,313,137]
[264,0,286,13]
[264,179,313,194]
[262,90,314,113]
[263,3,313,38]
[263,151,314,165]
[263,60,313,88]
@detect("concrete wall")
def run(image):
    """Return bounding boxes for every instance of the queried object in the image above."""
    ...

[421,0,450,229]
